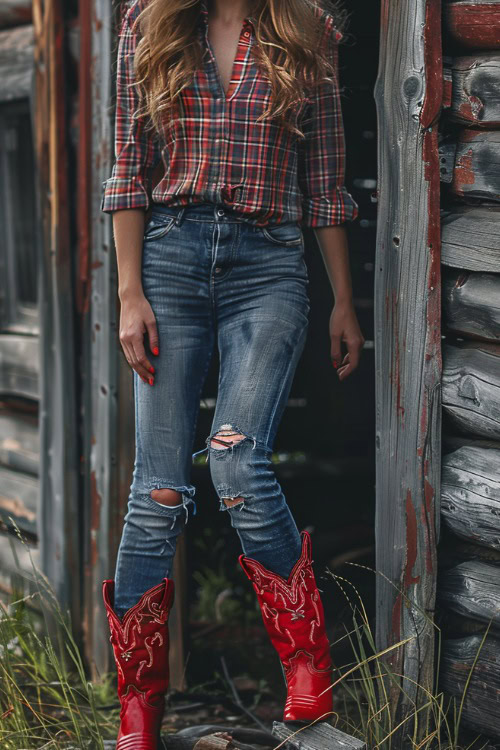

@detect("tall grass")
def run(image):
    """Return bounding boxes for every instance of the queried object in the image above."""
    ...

[0,522,116,749]
[0,521,494,749]
[311,562,494,750]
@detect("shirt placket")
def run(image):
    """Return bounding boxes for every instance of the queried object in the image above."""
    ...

[202,20,252,206]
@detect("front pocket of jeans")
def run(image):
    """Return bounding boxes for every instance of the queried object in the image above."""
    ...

[143,216,176,241]
[259,223,303,246]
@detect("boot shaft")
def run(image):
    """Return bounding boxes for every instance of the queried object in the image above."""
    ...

[102,578,175,707]
[239,532,331,671]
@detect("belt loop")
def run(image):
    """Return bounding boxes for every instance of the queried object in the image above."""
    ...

[175,207,186,226]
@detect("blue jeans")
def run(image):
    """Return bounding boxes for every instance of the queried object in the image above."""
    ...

[113,202,310,617]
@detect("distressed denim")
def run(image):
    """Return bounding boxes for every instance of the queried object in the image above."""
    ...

[112,202,310,617]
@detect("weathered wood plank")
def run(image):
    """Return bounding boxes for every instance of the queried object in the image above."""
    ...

[450,129,500,202]
[449,54,500,127]
[441,444,500,548]
[33,0,81,637]
[441,205,500,270]
[0,465,37,537]
[373,0,442,741]
[440,633,500,737]
[0,529,40,598]
[0,334,38,399]
[442,341,500,439]
[0,408,38,476]
[438,560,500,628]
[272,721,366,750]
[0,1,31,30]
[101,726,276,750]
[444,0,500,50]
[442,267,500,342]
[0,24,33,102]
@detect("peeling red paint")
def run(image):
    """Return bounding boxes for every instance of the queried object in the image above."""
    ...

[420,0,443,128]
[445,4,500,49]
[454,149,475,187]
[405,490,421,587]
[422,477,435,575]
[458,96,484,125]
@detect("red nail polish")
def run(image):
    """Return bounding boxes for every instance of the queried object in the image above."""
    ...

[149,377,154,386]
[152,346,159,355]
[333,360,338,369]
[149,366,155,374]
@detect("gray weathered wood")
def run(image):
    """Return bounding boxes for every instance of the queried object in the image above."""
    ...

[439,633,500,737]
[0,25,33,102]
[442,341,500,439]
[438,560,500,628]
[0,465,37,537]
[441,205,500,271]
[0,334,38,399]
[441,444,500,549]
[444,0,500,50]
[33,0,81,638]
[442,267,500,342]
[0,0,31,29]
[450,129,500,202]
[449,54,500,127]
[0,409,38,476]
[272,720,366,750]
[373,0,442,739]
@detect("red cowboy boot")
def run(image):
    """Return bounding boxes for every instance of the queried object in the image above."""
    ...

[102,577,175,750]
[239,531,333,722]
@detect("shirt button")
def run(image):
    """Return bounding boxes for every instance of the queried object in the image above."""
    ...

[215,266,222,273]
[243,31,250,37]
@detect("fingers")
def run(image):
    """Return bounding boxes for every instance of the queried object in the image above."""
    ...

[330,333,342,369]
[120,331,155,385]
[131,337,155,383]
[335,336,365,381]
[145,316,160,359]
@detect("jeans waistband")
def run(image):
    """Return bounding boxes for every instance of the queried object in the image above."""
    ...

[150,201,251,227]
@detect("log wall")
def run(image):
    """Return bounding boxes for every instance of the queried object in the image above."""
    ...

[438,0,500,738]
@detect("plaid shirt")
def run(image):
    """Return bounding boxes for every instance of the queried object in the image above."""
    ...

[100,0,359,227]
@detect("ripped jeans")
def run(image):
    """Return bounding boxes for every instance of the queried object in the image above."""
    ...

[112,201,310,617]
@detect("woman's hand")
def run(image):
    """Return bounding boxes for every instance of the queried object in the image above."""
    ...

[119,289,159,385]
[329,301,365,381]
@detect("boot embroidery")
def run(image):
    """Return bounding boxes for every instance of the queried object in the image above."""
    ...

[121,651,133,661]
[136,631,163,682]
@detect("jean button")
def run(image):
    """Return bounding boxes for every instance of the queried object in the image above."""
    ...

[217,209,224,217]
[215,266,222,273]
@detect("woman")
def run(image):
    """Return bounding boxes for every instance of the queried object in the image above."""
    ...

[101,0,363,746]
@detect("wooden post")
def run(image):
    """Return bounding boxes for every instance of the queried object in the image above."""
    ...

[373,0,443,740]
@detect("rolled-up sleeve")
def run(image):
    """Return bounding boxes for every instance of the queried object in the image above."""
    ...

[297,18,359,228]
[100,5,161,214]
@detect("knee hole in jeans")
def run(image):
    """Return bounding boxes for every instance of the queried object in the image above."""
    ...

[150,488,184,507]
[210,426,247,507]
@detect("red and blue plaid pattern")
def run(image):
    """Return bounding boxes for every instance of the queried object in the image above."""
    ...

[101,0,359,227]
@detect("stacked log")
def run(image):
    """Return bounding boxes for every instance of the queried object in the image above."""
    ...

[439,0,500,738]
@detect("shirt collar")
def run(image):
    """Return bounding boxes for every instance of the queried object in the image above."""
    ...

[198,0,256,32]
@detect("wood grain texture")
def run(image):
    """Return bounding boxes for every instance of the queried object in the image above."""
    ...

[373,0,442,740]
[438,559,500,628]
[0,0,31,28]
[442,341,500,439]
[272,721,366,750]
[442,267,500,341]
[0,24,34,102]
[450,129,500,202]
[440,632,500,738]
[441,444,500,548]
[449,54,500,127]
[444,0,500,50]
[441,205,500,270]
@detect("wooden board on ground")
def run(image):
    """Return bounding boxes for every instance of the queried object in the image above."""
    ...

[272,720,366,750]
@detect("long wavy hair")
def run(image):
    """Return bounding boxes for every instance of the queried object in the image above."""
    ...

[122,0,349,140]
